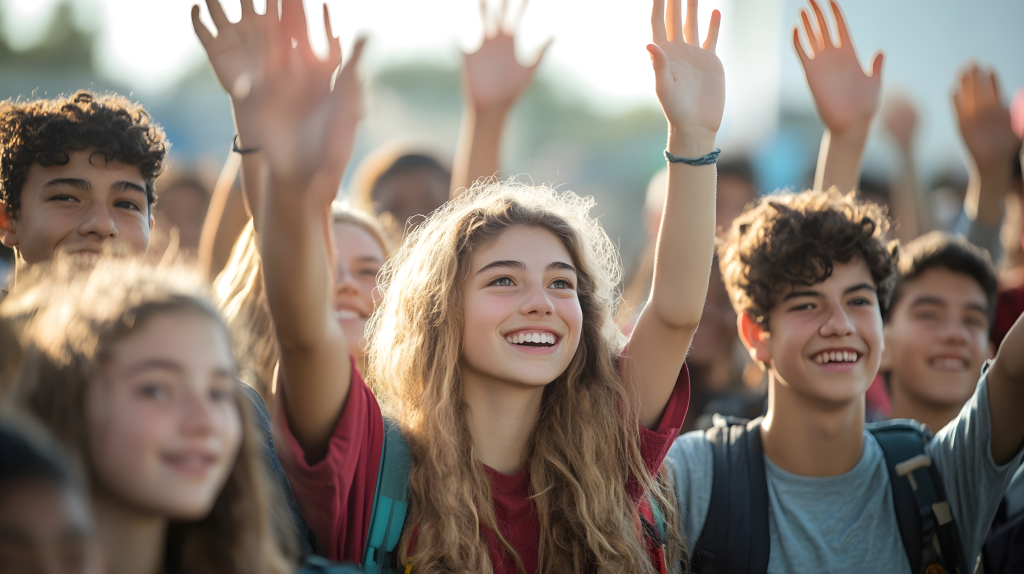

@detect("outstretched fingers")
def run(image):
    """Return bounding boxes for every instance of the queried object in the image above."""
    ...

[205,0,230,33]
[809,0,834,48]
[323,4,342,70]
[666,0,683,43]
[192,4,216,48]
[281,0,314,59]
[869,51,884,80]
[829,0,850,48]
[701,9,721,53]
[799,9,820,56]
[793,27,812,65]
[651,0,667,43]
[683,0,698,45]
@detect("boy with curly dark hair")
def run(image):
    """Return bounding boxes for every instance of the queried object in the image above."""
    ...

[666,184,1024,573]
[0,90,168,284]
[883,232,998,433]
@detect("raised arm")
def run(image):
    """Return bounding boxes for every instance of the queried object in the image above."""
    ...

[882,95,927,241]
[794,0,883,194]
[627,0,724,429]
[194,0,365,460]
[987,310,1024,464]
[954,64,1022,236]
[449,0,550,198]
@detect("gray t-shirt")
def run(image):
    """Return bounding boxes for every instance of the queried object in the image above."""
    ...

[665,372,1024,573]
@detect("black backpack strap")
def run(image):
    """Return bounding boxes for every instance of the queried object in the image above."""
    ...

[691,415,769,574]
[868,420,968,574]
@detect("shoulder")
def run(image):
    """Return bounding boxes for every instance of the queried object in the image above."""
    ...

[665,430,714,480]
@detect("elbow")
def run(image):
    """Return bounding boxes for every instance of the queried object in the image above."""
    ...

[648,299,702,332]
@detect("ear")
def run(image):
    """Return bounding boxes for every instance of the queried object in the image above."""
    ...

[737,311,773,364]
[149,213,155,231]
[879,324,893,372]
[0,202,18,248]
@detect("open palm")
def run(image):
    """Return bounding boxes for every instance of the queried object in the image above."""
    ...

[463,1,550,111]
[649,0,725,139]
[954,65,1021,170]
[794,0,883,134]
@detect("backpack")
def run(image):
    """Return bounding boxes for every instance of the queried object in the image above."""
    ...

[689,415,968,574]
[360,418,670,574]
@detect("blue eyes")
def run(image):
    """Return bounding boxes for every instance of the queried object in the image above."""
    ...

[488,276,574,290]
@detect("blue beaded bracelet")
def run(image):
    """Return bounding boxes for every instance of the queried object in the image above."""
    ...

[665,147,721,166]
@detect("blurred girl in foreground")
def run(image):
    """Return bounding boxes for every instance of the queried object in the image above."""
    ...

[2,259,294,574]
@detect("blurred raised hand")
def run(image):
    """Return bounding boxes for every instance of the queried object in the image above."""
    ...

[882,94,917,153]
[794,0,883,136]
[463,0,551,112]
[648,0,725,153]
[451,0,550,196]
[955,65,1021,173]
[955,64,1022,229]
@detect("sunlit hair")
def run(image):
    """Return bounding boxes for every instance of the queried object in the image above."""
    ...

[718,188,898,328]
[331,202,394,256]
[1,258,294,574]
[214,220,277,400]
[365,181,684,573]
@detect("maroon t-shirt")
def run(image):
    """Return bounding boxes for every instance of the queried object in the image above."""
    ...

[274,358,690,571]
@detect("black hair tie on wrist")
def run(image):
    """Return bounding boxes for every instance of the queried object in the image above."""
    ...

[232,134,262,155]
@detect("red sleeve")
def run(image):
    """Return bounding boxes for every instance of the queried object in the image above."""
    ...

[272,357,385,563]
[639,363,690,476]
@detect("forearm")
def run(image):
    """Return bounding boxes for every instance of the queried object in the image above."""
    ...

[648,129,717,330]
[450,106,508,198]
[889,146,924,241]
[814,124,869,193]
[964,162,1011,229]
[231,100,268,223]
[988,312,1024,464]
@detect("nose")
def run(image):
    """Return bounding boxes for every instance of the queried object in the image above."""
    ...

[819,302,855,338]
[78,200,118,239]
[519,281,555,316]
[179,387,217,437]
[942,317,970,345]
[335,266,360,296]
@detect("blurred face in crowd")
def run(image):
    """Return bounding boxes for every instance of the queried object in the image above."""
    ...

[373,168,449,234]
[332,221,385,357]
[0,481,102,574]
[716,175,754,235]
[0,150,152,265]
[883,268,992,411]
[743,258,883,406]
[86,311,241,520]
[461,225,583,390]
[153,184,208,252]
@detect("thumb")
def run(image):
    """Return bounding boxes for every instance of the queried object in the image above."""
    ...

[531,38,554,68]
[647,44,668,73]
[870,51,885,80]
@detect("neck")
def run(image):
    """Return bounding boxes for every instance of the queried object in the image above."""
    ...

[888,378,960,433]
[462,366,545,475]
[93,493,167,574]
[761,374,865,476]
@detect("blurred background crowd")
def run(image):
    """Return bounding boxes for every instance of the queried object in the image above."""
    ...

[0,0,1022,431]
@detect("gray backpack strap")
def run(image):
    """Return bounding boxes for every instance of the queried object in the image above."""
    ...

[868,419,968,574]
[691,415,769,574]
[362,418,411,574]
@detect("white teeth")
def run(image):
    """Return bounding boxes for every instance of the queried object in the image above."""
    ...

[815,351,859,364]
[506,332,557,346]
[336,309,360,320]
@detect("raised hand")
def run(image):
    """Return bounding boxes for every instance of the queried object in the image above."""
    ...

[191,0,274,103]
[463,0,551,112]
[882,94,917,153]
[794,0,883,136]
[648,0,725,153]
[954,64,1021,172]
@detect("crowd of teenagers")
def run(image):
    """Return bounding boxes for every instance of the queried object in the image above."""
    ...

[0,0,1022,572]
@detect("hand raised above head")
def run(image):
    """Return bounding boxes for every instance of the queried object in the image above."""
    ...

[954,64,1021,171]
[648,0,725,153]
[793,0,883,136]
[463,0,551,112]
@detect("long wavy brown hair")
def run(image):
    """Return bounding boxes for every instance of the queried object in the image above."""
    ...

[365,181,684,573]
[1,259,295,574]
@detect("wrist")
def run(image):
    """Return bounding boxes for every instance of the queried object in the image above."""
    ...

[668,128,717,158]
[826,122,870,148]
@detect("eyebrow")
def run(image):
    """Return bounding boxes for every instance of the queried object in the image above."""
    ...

[783,283,876,301]
[547,261,577,273]
[910,295,988,314]
[43,178,146,195]
[476,260,526,275]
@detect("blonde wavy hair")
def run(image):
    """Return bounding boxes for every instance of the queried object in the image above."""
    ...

[365,181,684,573]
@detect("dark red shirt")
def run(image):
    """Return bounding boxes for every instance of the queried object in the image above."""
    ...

[274,360,690,572]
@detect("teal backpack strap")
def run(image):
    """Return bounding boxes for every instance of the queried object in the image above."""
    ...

[362,418,411,574]
[648,489,667,543]
[868,419,968,574]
